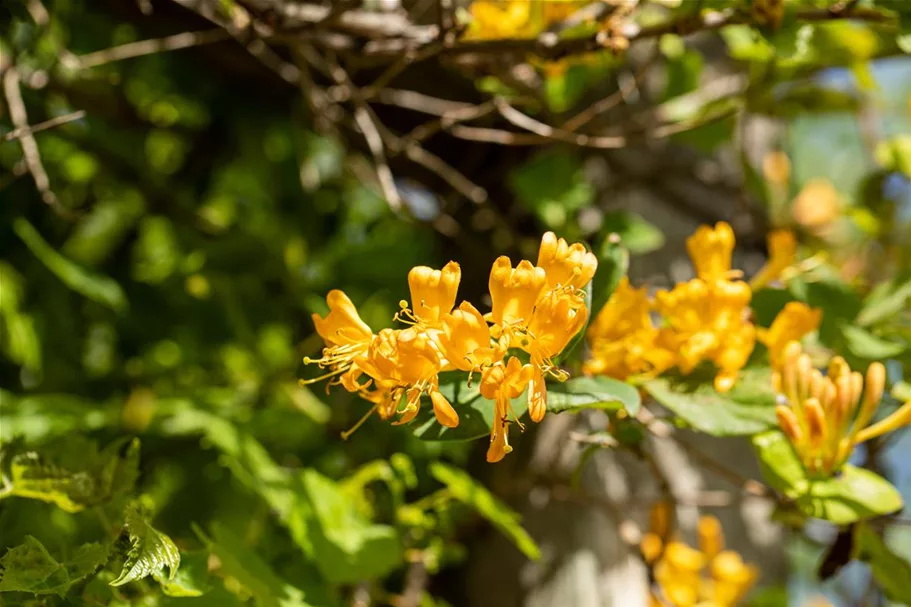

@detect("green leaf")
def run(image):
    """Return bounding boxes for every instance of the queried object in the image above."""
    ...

[8,437,140,512]
[600,212,664,255]
[840,323,906,360]
[509,150,594,230]
[296,469,403,584]
[545,64,590,114]
[857,278,911,326]
[0,391,116,442]
[411,373,527,442]
[854,524,911,604]
[789,272,863,346]
[13,218,128,314]
[644,367,778,436]
[751,288,798,328]
[195,524,314,607]
[111,501,181,587]
[752,431,904,525]
[590,233,630,321]
[429,462,540,561]
[0,536,109,596]
[546,376,640,416]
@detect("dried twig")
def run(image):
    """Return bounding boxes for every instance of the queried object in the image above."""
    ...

[3,67,65,214]
[67,29,231,69]
[495,98,627,148]
[2,110,85,142]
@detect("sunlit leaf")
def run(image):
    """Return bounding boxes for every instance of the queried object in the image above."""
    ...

[857,278,911,326]
[752,431,903,525]
[430,462,540,560]
[645,367,778,436]
[840,323,906,360]
[111,501,181,586]
[0,536,109,596]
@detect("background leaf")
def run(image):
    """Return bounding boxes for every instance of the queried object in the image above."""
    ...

[0,536,109,597]
[546,376,640,416]
[111,501,182,587]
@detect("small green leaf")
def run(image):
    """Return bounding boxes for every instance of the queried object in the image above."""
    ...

[13,218,127,314]
[509,150,594,230]
[855,524,911,604]
[546,376,640,416]
[430,462,540,561]
[752,431,904,525]
[600,212,664,255]
[0,536,109,596]
[840,323,906,360]
[644,367,778,436]
[111,501,181,587]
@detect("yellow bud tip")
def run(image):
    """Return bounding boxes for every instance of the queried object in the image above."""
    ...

[303,356,312,364]
[863,362,886,411]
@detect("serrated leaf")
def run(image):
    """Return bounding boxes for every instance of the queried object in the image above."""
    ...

[855,524,911,604]
[546,376,640,416]
[644,367,778,436]
[752,431,904,525]
[7,437,140,513]
[411,373,527,442]
[840,323,906,360]
[430,462,540,561]
[111,502,181,586]
[13,218,127,314]
[195,524,315,607]
[0,536,109,596]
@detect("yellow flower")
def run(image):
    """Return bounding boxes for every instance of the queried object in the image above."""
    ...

[750,229,798,289]
[686,221,742,282]
[400,261,461,326]
[757,301,821,369]
[655,279,755,392]
[774,341,909,476]
[645,511,758,607]
[438,301,506,372]
[463,0,533,40]
[304,290,374,388]
[584,277,675,380]
[356,328,458,428]
[479,356,533,462]
[487,256,547,331]
[536,231,598,291]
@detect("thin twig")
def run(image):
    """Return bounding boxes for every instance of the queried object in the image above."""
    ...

[406,100,496,143]
[2,67,66,215]
[495,98,627,148]
[67,29,231,69]
[2,110,85,142]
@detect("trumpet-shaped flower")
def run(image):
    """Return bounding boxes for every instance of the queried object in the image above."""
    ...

[686,221,741,282]
[773,341,910,476]
[655,279,755,392]
[463,0,533,40]
[400,261,461,326]
[304,290,375,389]
[536,231,598,291]
[479,356,533,463]
[750,229,797,288]
[487,256,547,331]
[438,301,505,373]
[644,511,758,607]
[757,301,821,369]
[584,278,676,380]
[356,328,458,428]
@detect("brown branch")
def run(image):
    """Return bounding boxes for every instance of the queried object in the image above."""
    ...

[495,98,627,148]
[372,89,477,116]
[67,29,231,69]
[405,100,496,143]
[2,67,67,215]
[2,110,85,142]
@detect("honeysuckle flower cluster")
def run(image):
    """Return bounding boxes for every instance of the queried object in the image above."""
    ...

[304,232,596,462]
[641,510,758,607]
[587,222,815,392]
[774,341,911,476]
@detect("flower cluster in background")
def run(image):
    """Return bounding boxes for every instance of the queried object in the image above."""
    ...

[304,233,596,462]
[587,222,819,392]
